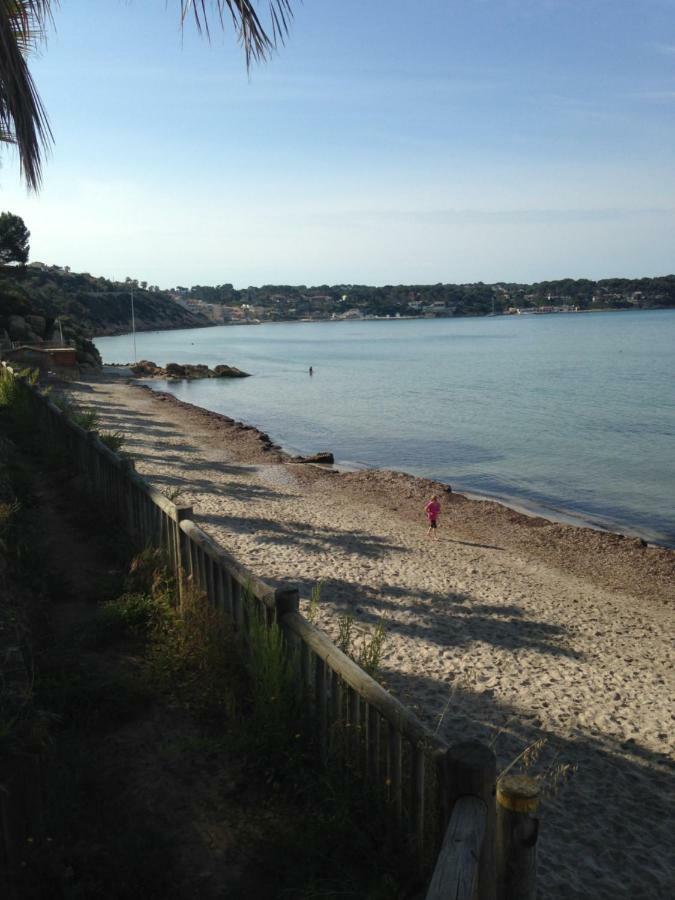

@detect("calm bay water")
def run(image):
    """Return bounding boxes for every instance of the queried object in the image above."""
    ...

[96,310,675,546]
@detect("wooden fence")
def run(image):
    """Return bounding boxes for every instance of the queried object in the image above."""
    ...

[0,363,540,900]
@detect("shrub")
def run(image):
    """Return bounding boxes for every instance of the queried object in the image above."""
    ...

[98,430,125,453]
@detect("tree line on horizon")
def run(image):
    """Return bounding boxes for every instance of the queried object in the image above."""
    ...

[177,275,675,318]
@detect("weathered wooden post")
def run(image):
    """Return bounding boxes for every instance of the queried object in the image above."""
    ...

[425,795,487,900]
[273,586,299,620]
[496,775,540,900]
[440,740,497,900]
[174,505,193,607]
[85,429,97,494]
[119,458,136,533]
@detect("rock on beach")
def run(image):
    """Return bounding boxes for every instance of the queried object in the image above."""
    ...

[130,360,250,379]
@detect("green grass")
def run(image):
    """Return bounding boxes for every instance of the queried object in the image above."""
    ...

[74,593,159,649]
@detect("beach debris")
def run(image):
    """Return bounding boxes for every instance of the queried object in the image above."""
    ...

[129,360,250,379]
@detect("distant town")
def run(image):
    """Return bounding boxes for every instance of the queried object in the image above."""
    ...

[163,275,675,324]
[8,264,675,350]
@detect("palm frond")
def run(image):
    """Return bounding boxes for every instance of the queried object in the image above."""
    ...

[0,2,295,193]
[180,1,294,68]
[0,0,54,191]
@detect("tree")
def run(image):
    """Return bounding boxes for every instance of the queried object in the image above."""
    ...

[0,2,294,191]
[0,211,30,265]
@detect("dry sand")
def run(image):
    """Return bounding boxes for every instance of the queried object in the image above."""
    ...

[68,370,674,899]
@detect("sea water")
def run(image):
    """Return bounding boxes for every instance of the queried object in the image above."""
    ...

[95,309,675,546]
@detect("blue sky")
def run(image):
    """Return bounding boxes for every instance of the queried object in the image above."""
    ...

[1,0,674,287]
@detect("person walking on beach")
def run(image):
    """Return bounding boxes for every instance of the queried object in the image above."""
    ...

[425,494,441,541]
[309,366,313,376]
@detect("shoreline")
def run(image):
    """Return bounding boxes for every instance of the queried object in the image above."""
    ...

[123,369,673,550]
[92,304,675,338]
[67,368,674,898]
[127,375,674,606]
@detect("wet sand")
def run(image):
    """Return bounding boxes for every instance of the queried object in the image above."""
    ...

[68,370,674,899]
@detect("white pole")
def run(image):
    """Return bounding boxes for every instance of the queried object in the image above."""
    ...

[57,318,64,346]
[131,287,137,362]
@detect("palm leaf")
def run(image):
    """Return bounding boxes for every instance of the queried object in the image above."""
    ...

[0,0,54,191]
[181,1,294,68]
[1,1,295,192]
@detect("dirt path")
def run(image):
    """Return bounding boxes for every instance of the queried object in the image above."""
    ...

[27,472,345,899]
[65,371,675,899]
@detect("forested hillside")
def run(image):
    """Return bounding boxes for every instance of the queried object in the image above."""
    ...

[181,275,675,320]
[0,264,209,365]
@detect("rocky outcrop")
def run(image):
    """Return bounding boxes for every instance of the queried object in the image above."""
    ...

[291,451,334,465]
[130,360,251,379]
[213,364,249,378]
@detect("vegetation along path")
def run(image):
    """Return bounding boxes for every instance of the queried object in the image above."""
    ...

[1,411,416,898]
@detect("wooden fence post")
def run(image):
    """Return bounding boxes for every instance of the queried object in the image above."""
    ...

[174,505,193,607]
[273,586,299,620]
[496,775,540,900]
[86,430,97,493]
[425,796,487,900]
[441,741,497,900]
[119,459,136,534]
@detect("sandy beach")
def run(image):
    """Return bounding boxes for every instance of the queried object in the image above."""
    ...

[67,370,674,899]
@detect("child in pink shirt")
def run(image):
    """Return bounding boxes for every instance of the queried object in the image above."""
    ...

[425,495,441,540]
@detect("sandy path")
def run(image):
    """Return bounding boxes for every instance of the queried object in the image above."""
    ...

[68,372,674,899]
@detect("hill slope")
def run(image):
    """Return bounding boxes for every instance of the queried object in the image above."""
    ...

[0,265,209,365]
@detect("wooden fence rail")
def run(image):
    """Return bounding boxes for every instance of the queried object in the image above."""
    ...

[0,362,533,898]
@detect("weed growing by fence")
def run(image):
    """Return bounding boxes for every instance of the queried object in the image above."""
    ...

[98,430,126,453]
[306,579,323,624]
[48,391,99,431]
[336,611,388,679]
[149,576,242,720]
[72,407,100,431]
[337,611,354,653]
[494,732,578,803]
[245,597,301,757]
[46,383,127,453]
[357,618,387,678]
